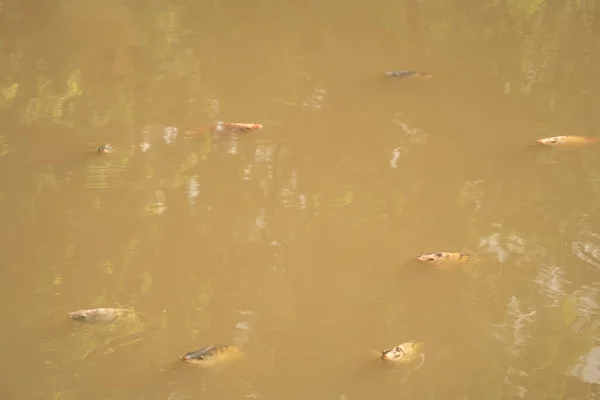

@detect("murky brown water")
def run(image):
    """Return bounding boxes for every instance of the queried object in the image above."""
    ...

[3,0,600,399]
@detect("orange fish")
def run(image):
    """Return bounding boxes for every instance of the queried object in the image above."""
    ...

[185,122,263,136]
[415,252,476,267]
[536,135,599,147]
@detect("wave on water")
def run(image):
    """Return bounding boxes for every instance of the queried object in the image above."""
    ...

[572,228,600,271]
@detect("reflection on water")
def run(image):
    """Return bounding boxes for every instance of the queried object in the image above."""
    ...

[569,346,600,385]
[573,228,600,271]
[84,162,126,189]
[302,86,327,111]
[534,263,569,300]
[493,296,537,354]
[478,224,528,264]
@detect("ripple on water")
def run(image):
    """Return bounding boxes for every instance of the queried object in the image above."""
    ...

[572,228,600,271]
[391,113,429,145]
[491,296,537,355]
[568,285,600,326]
[534,264,569,300]
[478,225,529,264]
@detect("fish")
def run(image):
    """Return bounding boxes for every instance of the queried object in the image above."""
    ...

[184,122,263,136]
[68,308,131,323]
[536,136,600,147]
[381,341,423,362]
[180,344,244,367]
[415,252,476,266]
[384,70,435,79]
[97,143,113,154]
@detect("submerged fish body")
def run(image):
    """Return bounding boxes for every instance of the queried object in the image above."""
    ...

[68,308,131,323]
[180,344,244,367]
[185,122,263,136]
[381,341,422,363]
[536,135,600,147]
[415,252,475,266]
[384,70,435,79]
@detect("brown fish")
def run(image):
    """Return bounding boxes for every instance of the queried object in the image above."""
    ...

[384,70,435,79]
[381,341,422,362]
[68,308,131,323]
[180,344,244,367]
[185,122,263,136]
[536,135,600,147]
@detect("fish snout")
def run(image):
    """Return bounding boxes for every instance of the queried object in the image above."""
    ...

[180,353,197,362]
[67,312,84,320]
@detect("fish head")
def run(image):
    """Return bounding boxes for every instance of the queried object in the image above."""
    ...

[97,144,113,154]
[68,309,94,321]
[381,346,405,361]
[238,123,263,131]
[181,353,204,362]
[415,253,443,262]
[180,345,221,363]
[381,341,422,361]
[67,308,124,323]
[181,344,243,365]
[536,136,565,145]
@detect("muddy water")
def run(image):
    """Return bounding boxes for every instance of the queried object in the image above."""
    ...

[2,0,600,399]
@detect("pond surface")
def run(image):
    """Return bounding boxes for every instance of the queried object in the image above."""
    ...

[2,0,600,399]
